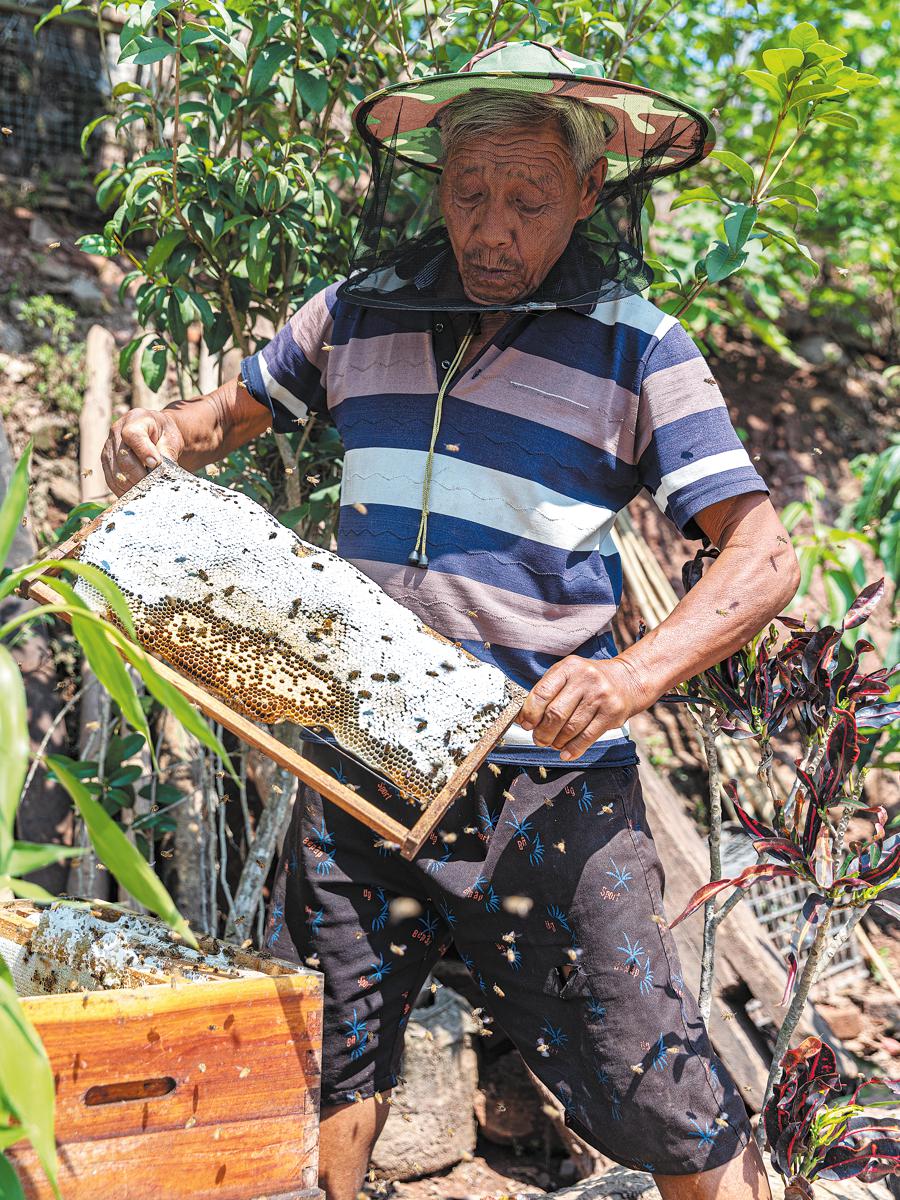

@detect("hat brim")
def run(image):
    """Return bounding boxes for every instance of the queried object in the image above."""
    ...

[354,70,716,187]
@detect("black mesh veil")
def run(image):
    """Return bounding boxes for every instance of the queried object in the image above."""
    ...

[337,55,715,314]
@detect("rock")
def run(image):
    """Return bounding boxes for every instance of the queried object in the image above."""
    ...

[370,986,478,1181]
[36,255,77,284]
[795,335,846,366]
[0,354,35,384]
[815,1000,863,1042]
[62,275,107,315]
[29,214,60,249]
[49,474,81,509]
[474,1049,547,1145]
[0,317,25,355]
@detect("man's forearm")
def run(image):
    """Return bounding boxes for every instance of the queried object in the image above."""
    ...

[614,525,799,712]
[163,377,271,472]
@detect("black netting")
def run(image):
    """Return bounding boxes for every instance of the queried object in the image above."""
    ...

[339,83,705,313]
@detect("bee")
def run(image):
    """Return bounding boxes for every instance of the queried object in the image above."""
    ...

[444,443,460,453]
[197,569,209,582]
[223,585,235,597]
[554,840,566,853]
[353,502,368,515]
[312,562,324,571]
[181,512,195,520]
[105,522,116,532]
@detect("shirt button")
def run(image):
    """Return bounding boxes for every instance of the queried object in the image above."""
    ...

[435,323,444,332]
[441,359,450,369]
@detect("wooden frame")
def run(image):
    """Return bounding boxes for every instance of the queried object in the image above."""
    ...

[19,510,523,860]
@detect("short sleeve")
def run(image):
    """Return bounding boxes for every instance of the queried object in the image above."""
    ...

[239,283,339,433]
[634,319,770,540]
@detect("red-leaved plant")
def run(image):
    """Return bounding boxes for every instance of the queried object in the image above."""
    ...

[655,555,900,1135]
[764,1037,900,1197]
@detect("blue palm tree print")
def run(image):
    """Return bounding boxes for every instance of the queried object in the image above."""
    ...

[310,819,334,849]
[541,1020,568,1049]
[547,904,573,934]
[267,901,284,947]
[640,957,655,996]
[651,1034,669,1071]
[425,843,452,874]
[529,831,544,866]
[578,781,593,813]
[478,805,500,835]
[438,900,457,928]
[367,953,392,985]
[316,848,336,875]
[506,813,533,841]
[586,998,606,1023]
[617,932,645,970]
[607,859,633,891]
[417,911,440,939]
[330,763,348,785]
[371,888,389,932]
[343,1008,369,1061]
[609,1087,623,1121]
[502,942,522,971]
[595,1067,611,1088]
[688,1119,720,1147]
[306,906,324,932]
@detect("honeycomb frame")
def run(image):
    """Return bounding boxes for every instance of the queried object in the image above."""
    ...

[23,460,526,856]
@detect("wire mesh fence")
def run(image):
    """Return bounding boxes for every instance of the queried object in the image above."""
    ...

[0,0,105,178]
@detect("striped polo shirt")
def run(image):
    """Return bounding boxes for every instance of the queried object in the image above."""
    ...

[240,284,769,769]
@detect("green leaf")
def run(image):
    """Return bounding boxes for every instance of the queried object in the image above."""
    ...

[723,203,757,251]
[47,756,196,948]
[704,240,748,283]
[762,47,804,76]
[119,334,147,381]
[0,960,58,1196]
[296,68,328,113]
[75,232,117,257]
[766,197,799,226]
[80,114,110,157]
[7,841,83,877]
[108,764,143,788]
[111,80,145,98]
[140,340,168,392]
[250,43,293,94]
[767,181,818,208]
[117,637,237,781]
[0,647,29,873]
[670,185,721,210]
[710,150,755,188]
[0,1153,26,1200]
[0,560,137,641]
[805,40,845,62]
[741,69,784,104]
[144,229,186,276]
[787,22,818,50]
[0,440,31,572]
[130,37,174,66]
[32,3,62,32]
[814,110,858,130]
[308,22,338,59]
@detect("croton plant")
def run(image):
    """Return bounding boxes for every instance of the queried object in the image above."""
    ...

[764,1037,900,1196]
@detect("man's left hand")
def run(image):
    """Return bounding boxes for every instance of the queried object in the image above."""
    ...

[517,656,647,762]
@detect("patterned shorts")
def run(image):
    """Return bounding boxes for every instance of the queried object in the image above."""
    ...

[267,745,752,1175]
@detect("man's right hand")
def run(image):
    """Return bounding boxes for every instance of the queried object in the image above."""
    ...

[101,409,186,496]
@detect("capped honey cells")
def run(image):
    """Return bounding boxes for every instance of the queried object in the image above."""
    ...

[70,460,525,807]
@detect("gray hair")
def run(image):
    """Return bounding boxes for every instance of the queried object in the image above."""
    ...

[438,90,609,180]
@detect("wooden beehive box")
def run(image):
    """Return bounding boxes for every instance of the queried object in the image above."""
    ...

[1,900,324,1200]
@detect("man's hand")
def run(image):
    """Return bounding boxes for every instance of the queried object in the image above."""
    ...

[517,495,800,764]
[518,656,646,762]
[100,377,272,498]
[102,409,186,496]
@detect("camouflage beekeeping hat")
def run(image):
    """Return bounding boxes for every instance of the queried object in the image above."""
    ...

[339,40,717,312]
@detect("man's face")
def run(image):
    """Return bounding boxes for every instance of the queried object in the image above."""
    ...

[438,120,607,306]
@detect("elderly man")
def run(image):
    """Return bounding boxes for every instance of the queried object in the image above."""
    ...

[104,41,795,1200]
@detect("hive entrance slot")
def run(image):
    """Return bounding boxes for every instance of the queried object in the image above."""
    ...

[83,1077,177,1106]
